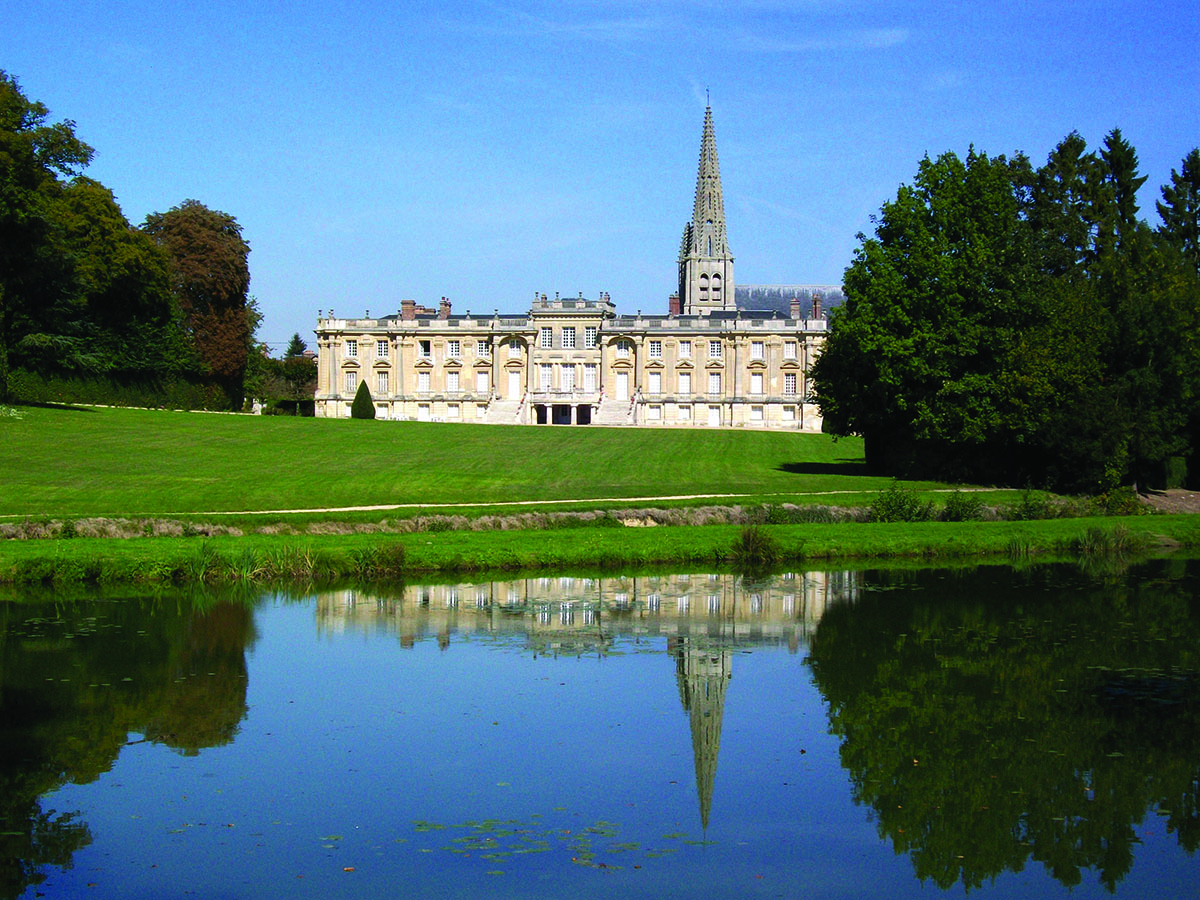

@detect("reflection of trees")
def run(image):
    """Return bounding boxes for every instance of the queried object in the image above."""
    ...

[807,561,1200,892]
[0,592,257,898]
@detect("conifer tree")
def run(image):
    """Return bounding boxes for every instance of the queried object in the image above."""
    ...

[1158,148,1200,273]
[350,379,375,419]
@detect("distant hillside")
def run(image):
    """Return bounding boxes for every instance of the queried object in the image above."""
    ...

[736,285,845,317]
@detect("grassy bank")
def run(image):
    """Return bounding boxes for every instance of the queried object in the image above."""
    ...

[3,515,1198,586]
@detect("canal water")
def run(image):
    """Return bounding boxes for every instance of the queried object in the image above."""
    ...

[2,560,1198,898]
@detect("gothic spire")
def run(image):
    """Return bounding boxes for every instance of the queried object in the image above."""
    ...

[688,105,731,260]
[678,105,735,314]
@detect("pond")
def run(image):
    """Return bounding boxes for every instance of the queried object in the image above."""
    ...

[3,560,1199,899]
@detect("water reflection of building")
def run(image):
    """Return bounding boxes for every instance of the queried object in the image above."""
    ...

[314,570,858,828]
[315,570,858,654]
[673,636,730,829]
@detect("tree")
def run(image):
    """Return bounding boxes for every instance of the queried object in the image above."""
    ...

[285,332,308,357]
[814,132,1200,493]
[26,177,187,379]
[1158,148,1200,274]
[143,200,253,409]
[0,71,93,400]
[810,149,1046,481]
[350,379,375,419]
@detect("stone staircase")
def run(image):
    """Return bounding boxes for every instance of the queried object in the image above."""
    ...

[594,395,635,426]
[482,396,524,424]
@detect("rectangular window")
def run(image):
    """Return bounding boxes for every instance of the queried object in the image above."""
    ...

[476,371,489,393]
[376,371,389,394]
[540,327,553,349]
[377,340,388,359]
[447,340,460,358]
[447,404,460,419]
[709,340,722,359]
[446,371,459,393]
[783,405,796,422]
[784,341,797,360]
[648,404,662,421]
[750,405,764,422]
[584,326,598,349]
[419,339,432,359]
[507,341,520,357]
[679,340,691,358]
[539,364,553,391]
[784,372,797,395]
[708,372,721,394]
[476,340,489,357]
[616,340,630,359]
[649,339,662,358]
[751,341,764,360]
[751,372,764,395]
[417,371,430,392]
[678,404,691,420]
[648,371,661,395]
[678,371,691,394]
[346,339,358,358]
[561,365,575,392]
[583,364,597,392]
[562,327,576,349]
[344,371,357,392]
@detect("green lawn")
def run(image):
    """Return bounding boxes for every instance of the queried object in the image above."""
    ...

[0,404,969,518]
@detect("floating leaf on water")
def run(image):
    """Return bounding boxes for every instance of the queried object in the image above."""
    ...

[486,870,504,876]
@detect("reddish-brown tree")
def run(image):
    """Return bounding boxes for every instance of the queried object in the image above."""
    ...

[143,200,252,408]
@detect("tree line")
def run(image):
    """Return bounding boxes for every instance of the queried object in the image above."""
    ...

[812,131,1200,494]
[0,71,258,410]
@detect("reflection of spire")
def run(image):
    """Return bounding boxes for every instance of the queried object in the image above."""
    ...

[674,639,732,829]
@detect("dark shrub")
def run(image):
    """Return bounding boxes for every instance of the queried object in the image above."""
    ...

[871,482,935,522]
[941,490,985,522]
[350,381,376,419]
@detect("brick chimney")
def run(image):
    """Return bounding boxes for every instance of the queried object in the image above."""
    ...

[669,293,681,316]
[401,299,416,321]
[812,294,823,320]
[789,296,801,319]
[438,297,451,319]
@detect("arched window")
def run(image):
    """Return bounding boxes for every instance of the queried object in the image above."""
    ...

[711,273,722,299]
[699,274,709,297]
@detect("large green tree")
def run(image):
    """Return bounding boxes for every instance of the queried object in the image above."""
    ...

[810,148,1052,481]
[813,131,1200,492]
[143,200,253,409]
[0,71,93,400]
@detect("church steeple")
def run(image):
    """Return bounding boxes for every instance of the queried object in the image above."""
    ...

[679,105,735,315]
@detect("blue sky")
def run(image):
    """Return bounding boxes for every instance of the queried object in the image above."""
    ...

[5,1,1198,350]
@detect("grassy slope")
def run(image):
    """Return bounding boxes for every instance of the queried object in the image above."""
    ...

[0,405,964,518]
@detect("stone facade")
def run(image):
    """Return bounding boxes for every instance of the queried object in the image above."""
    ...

[314,107,829,431]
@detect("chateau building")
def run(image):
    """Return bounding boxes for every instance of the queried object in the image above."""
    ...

[314,107,828,430]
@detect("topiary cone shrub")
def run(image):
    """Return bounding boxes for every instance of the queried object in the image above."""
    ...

[350,380,376,419]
